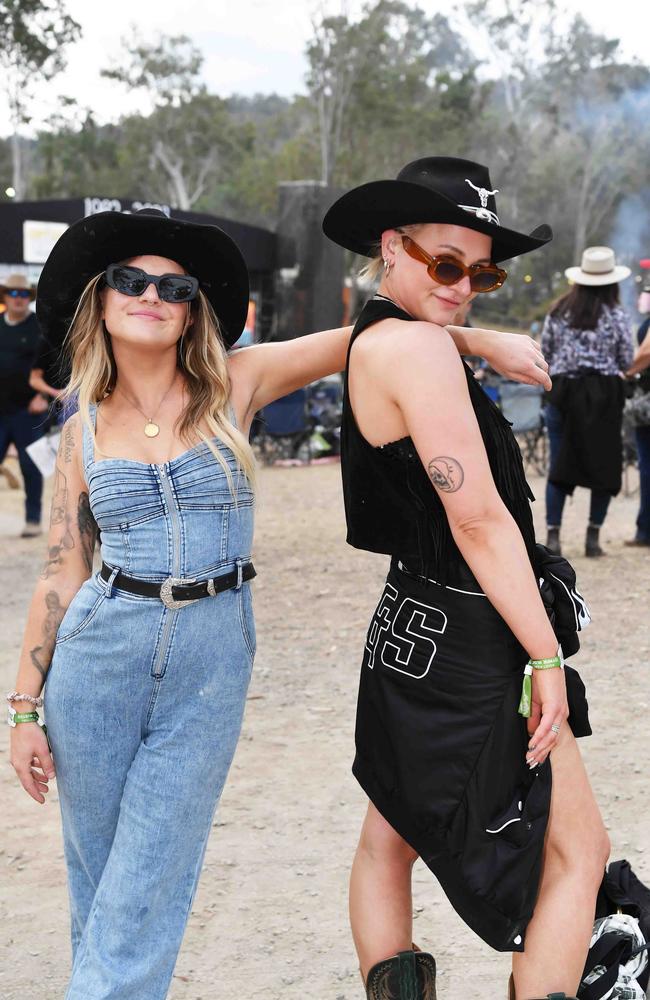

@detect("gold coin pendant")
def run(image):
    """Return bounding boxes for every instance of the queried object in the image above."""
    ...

[144,422,160,438]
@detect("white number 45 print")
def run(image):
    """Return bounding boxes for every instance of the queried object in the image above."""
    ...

[365,584,447,679]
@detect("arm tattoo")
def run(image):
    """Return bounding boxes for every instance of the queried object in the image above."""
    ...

[62,422,75,464]
[40,464,75,579]
[427,456,465,493]
[29,591,66,681]
[50,464,69,525]
[77,492,97,573]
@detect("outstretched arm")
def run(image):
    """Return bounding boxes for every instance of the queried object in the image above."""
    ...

[447,324,551,389]
[229,320,550,424]
[228,325,353,422]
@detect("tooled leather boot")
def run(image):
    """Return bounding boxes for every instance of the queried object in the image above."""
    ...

[365,949,437,999]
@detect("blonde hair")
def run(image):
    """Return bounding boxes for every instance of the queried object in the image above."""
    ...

[358,224,425,282]
[61,273,256,488]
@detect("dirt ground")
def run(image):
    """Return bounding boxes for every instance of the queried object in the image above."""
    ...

[1,458,648,999]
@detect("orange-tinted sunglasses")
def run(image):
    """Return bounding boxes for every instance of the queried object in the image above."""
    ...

[400,235,507,293]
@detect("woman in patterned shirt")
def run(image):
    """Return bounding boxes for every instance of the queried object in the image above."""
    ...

[541,246,634,557]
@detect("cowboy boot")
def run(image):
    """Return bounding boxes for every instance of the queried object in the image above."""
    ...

[585,524,604,557]
[365,949,437,999]
[545,527,561,556]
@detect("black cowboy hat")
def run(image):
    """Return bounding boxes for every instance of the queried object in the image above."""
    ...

[322,156,552,263]
[36,208,250,348]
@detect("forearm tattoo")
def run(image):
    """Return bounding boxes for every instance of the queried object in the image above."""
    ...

[29,591,66,681]
[427,456,464,493]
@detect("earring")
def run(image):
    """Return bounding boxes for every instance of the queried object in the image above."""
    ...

[383,257,392,275]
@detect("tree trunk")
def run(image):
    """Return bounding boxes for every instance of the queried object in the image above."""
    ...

[153,141,191,210]
[10,130,25,200]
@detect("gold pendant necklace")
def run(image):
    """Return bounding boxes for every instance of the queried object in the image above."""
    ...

[115,376,178,437]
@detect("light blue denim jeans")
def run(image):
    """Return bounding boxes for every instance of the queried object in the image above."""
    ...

[44,406,256,999]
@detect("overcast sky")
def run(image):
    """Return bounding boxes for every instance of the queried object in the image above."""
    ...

[1,0,648,136]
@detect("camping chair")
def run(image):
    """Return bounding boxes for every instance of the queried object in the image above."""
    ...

[256,388,312,465]
[499,381,548,477]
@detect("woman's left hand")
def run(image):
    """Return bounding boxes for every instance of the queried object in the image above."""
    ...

[481,330,552,390]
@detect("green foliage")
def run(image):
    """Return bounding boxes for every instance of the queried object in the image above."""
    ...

[101,33,203,108]
[0,0,81,81]
[12,2,650,320]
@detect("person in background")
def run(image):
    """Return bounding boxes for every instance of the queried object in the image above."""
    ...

[541,247,634,557]
[624,281,650,546]
[0,273,48,536]
[29,330,69,425]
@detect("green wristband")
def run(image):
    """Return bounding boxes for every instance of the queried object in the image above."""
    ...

[14,710,40,723]
[528,656,562,670]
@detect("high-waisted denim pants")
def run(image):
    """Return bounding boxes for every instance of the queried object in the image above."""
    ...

[45,407,256,999]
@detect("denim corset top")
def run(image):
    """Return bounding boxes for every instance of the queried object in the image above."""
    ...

[82,404,254,581]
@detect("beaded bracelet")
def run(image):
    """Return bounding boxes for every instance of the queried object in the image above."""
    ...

[6,691,44,708]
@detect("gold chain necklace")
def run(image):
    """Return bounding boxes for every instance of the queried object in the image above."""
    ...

[115,376,179,438]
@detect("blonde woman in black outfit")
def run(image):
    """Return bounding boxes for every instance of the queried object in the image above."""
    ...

[323,158,608,1000]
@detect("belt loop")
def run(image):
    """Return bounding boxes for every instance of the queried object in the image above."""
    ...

[235,558,243,591]
[104,565,119,598]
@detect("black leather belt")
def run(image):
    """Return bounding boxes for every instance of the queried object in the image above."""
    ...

[100,561,256,610]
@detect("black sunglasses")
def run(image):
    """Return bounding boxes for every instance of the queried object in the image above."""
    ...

[104,264,199,303]
[6,288,31,299]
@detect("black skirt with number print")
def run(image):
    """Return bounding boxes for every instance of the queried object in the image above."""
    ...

[353,559,589,953]
[341,297,591,954]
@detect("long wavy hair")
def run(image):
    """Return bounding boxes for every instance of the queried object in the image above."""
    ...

[550,282,620,331]
[60,272,256,487]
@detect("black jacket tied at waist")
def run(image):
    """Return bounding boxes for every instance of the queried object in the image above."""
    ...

[547,370,626,496]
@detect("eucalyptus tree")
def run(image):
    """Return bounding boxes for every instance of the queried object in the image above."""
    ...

[0,0,81,198]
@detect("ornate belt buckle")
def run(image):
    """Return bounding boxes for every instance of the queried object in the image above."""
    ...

[160,576,200,610]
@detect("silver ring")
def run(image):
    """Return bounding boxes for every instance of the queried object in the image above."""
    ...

[551,723,561,734]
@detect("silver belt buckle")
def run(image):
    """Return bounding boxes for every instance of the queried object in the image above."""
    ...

[160,576,200,610]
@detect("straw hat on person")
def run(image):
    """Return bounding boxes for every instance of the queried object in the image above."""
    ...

[565,247,631,286]
[0,273,36,299]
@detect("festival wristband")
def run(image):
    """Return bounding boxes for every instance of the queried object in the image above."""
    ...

[8,709,40,725]
[517,649,564,718]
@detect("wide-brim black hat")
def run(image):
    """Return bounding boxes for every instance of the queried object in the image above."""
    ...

[322,156,552,264]
[36,209,250,348]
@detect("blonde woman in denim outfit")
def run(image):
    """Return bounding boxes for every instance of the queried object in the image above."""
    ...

[7,209,549,1000]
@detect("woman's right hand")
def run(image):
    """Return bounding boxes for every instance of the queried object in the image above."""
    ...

[10,723,56,804]
[526,668,569,766]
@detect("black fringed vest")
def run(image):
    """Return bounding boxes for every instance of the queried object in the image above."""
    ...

[341,298,537,585]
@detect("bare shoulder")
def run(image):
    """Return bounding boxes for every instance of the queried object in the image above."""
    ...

[354,318,461,381]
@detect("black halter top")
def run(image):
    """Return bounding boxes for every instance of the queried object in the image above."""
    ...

[340,297,537,585]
